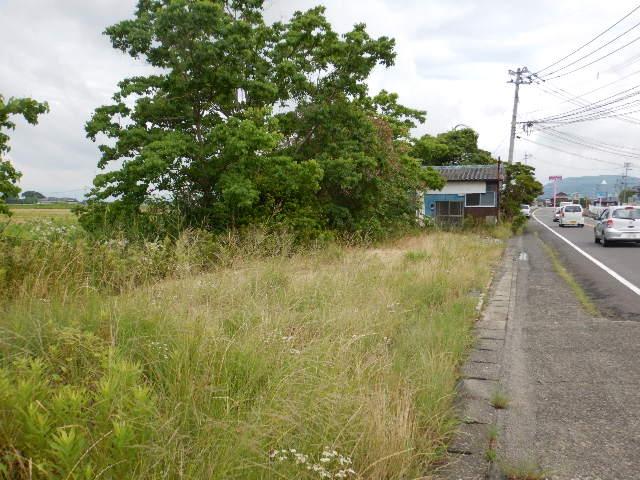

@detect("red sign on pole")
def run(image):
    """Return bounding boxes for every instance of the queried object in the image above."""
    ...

[549,176,562,208]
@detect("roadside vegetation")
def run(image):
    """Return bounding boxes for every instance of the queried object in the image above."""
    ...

[501,460,548,480]
[0,214,505,478]
[490,389,510,410]
[538,237,599,316]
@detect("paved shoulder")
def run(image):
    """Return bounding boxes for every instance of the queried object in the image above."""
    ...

[497,230,640,479]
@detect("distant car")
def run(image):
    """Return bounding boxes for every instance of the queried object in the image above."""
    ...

[558,204,584,227]
[594,206,640,246]
[520,204,531,218]
[553,207,562,222]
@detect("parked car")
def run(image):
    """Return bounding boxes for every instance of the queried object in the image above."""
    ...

[594,206,640,246]
[520,204,531,218]
[558,204,584,227]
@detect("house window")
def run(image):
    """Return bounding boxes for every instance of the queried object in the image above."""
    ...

[465,192,496,207]
[435,200,464,224]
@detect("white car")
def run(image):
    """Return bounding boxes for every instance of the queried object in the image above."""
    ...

[520,204,531,218]
[558,204,585,228]
[594,206,640,246]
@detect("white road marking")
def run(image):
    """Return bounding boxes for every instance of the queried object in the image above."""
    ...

[519,252,528,261]
[532,210,640,297]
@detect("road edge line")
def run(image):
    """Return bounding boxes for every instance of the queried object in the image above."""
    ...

[532,210,640,297]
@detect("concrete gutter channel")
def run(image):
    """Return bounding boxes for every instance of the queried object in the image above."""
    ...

[437,241,519,480]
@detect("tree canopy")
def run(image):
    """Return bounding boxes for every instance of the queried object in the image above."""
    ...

[0,94,49,215]
[411,127,495,167]
[83,0,443,237]
[21,190,46,199]
[500,163,543,219]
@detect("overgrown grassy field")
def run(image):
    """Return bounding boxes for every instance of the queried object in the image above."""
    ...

[0,214,506,479]
[9,203,77,209]
[5,204,76,226]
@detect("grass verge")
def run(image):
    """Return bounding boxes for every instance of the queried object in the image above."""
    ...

[538,237,599,316]
[0,232,504,478]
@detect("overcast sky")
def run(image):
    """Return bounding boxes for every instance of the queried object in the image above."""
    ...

[2,0,640,197]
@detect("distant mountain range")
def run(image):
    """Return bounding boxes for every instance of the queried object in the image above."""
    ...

[540,175,640,199]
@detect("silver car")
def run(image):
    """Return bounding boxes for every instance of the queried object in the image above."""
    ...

[594,206,640,246]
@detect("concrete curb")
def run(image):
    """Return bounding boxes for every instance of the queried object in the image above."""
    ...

[437,240,519,480]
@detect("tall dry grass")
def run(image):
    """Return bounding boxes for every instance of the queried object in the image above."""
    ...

[0,231,504,479]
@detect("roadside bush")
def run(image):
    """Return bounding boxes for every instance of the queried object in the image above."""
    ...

[510,213,528,234]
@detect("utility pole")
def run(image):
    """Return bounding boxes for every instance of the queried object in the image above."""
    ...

[507,67,532,164]
[622,162,632,204]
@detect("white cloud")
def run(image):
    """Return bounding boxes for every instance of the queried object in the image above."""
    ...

[2,0,640,197]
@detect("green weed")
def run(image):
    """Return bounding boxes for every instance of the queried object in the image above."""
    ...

[403,250,431,262]
[490,389,510,409]
[485,447,498,463]
[501,459,548,480]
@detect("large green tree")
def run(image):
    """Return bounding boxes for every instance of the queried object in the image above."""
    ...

[84,0,442,236]
[411,127,495,166]
[0,94,49,215]
[500,162,543,219]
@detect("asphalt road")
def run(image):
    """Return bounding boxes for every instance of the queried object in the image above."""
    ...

[530,207,640,321]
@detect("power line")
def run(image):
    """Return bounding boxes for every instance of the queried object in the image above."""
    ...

[542,129,640,152]
[562,67,640,102]
[536,106,640,126]
[530,154,608,172]
[525,78,640,125]
[537,129,640,158]
[542,97,640,123]
[543,34,640,80]
[535,3,640,75]
[518,136,637,168]
[601,52,640,75]
[524,82,640,124]
[539,18,640,78]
